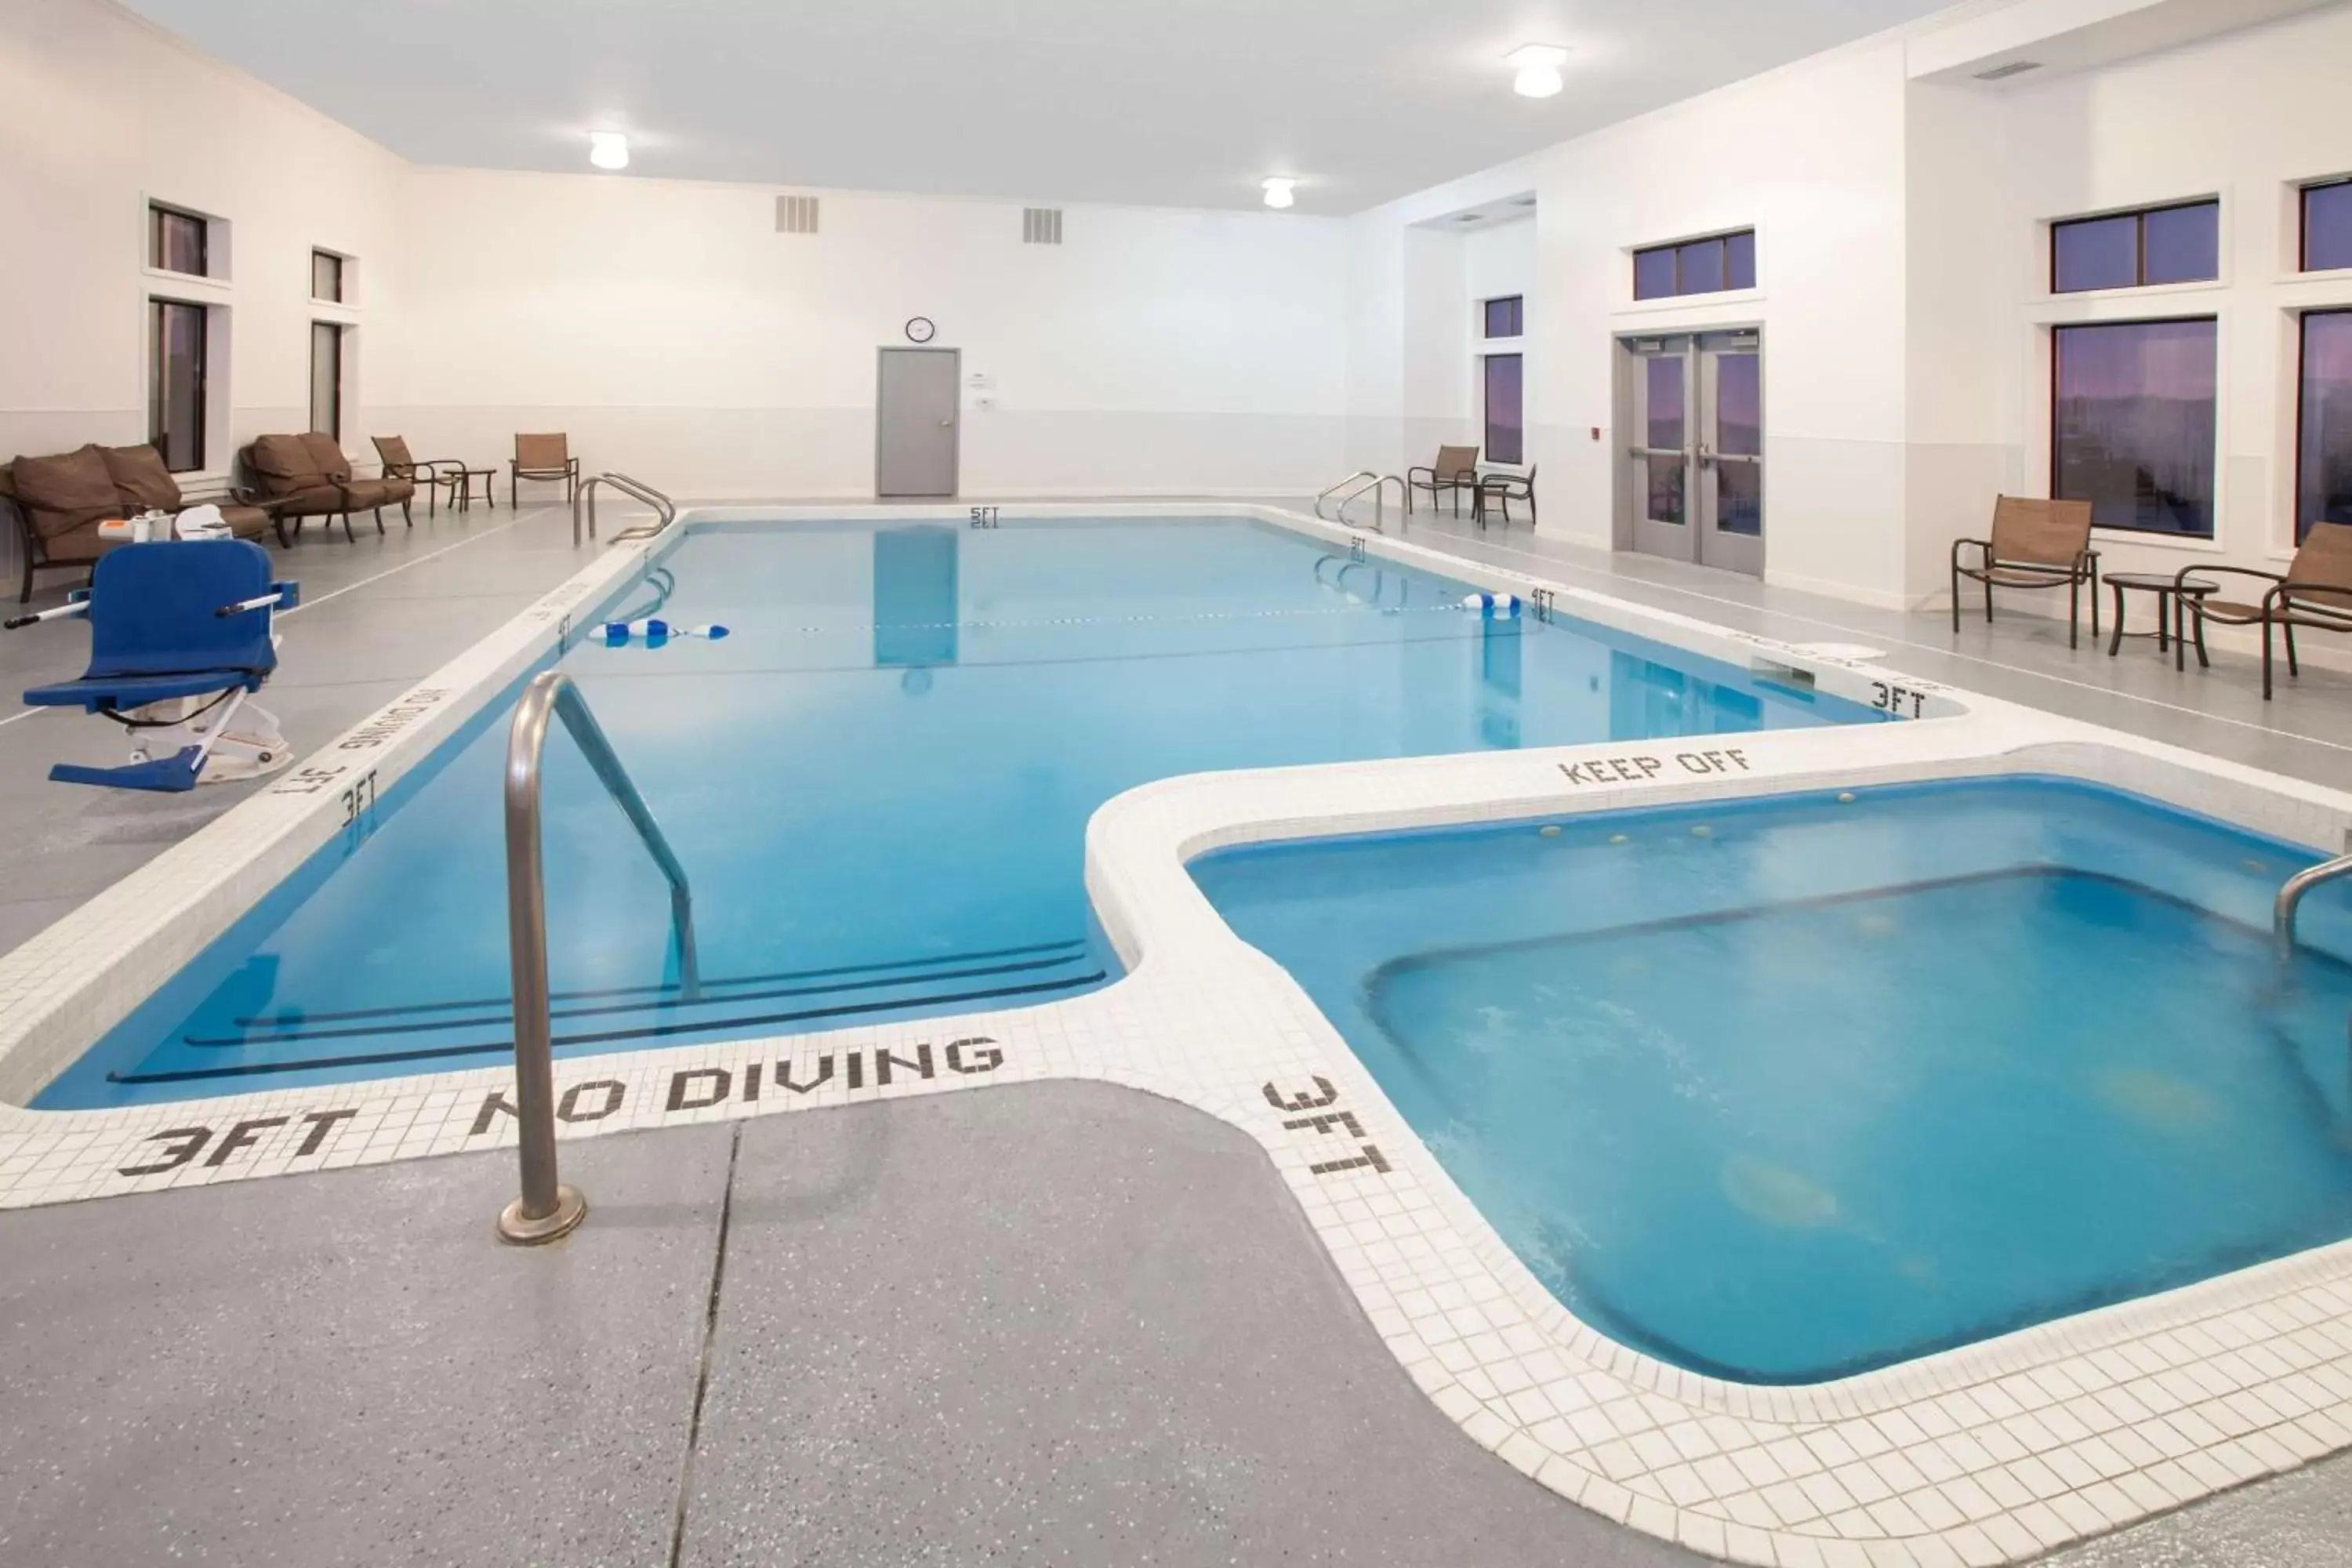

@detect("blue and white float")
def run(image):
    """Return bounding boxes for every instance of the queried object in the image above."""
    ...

[591,618,730,648]
[1461,592,1522,620]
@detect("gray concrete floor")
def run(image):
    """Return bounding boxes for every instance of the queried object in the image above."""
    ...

[5,502,2350,1564]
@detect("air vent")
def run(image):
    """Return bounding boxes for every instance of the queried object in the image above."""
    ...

[775,194,819,234]
[1022,208,1063,245]
[1973,59,2042,81]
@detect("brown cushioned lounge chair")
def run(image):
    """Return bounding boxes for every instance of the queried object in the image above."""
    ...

[2177,521,2352,700]
[1406,446,1481,518]
[1950,495,2100,649]
[244,433,414,541]
[510,433,579,506]
[2,442,278,602]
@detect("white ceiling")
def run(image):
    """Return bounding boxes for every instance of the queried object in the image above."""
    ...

[119,0,1963,214]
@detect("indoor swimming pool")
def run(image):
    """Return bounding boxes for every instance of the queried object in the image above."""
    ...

[39,516,1879,1108]
[1194,778,2352,1385]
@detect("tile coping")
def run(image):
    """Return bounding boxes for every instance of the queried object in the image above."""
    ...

[1,502,2349,1568]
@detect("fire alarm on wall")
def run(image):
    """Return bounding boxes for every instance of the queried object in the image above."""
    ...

[1591,426,1602,441]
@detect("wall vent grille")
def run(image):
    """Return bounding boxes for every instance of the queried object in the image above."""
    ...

[1972,60,2042,81]
[776,194,820,234]
[1022,207,1064,245]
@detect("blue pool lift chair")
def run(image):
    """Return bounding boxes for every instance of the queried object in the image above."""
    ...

[5,540,299,792]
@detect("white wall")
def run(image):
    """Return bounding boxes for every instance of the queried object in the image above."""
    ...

[0,0,408,520]
[386,171,1350,499]
[1970,2,2352,589]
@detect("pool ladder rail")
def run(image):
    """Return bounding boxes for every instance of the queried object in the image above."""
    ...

[573,472,677,546]
[497,670,699,1245]
[2275,843,2352,958]
[1316,470,1408,532]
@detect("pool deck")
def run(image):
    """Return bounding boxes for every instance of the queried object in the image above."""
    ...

[2,499,2350,1566]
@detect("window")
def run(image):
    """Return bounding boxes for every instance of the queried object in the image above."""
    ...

[1483,296,1523,339]
[149,300,208,472]
[312,249,345,303]
[310,322,345,440]
[1632,230,1755,301]
[2299,310,2352,541]
[2050,200,2218,292]
[150,204,208,277]
[1483,354,1524,465]
[2051,318,2217,537]
[2303,180,2352,273]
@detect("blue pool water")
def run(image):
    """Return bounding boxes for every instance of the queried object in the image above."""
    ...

[45,517,1875,1107]
[1193,779,2352,1384]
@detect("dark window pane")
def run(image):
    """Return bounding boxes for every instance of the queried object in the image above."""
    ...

[149,301,206,472]
[2143,201,2219,285]
[1716,351,1761,458]
[1678,238,1726,295]
[1633,247,1676,300]
[2052,214,2138,292]
[1483,296,1523,338]
[1645,456,1686,526]
[151,207,205,275]
[313,250,344,302]
[310,322,343,439]
[1645,354,1685,452]
[2300,309,2352,540]
[1725,230,1756,291]
[1715,461,1762,536]
[2305,182,2352,272]
[2053,318,2216,536]
[1483,354,1523,465]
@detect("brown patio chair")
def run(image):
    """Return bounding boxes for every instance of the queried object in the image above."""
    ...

[2,444,279,602]
[511,433,579,506]
[2177,521,2352,699]
[372,435,463,518]
[1950,495,2100,648]
[245,433,412,540]
[1406,446,1481,517]
[1475,464,1537,530]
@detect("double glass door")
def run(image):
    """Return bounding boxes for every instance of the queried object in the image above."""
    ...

[1622,330,1763,575]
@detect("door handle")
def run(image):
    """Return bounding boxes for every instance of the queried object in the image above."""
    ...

[939,419,953,428]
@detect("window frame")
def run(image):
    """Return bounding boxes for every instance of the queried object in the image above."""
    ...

[1632,229,1757,303]
[149,202,209,278]
[310,320,346,441]
[2046,313,2221,540]
[149,298,210,474]
[2299,179,2352,274]
[2296,307,2352,543]
[2048,198,2220,294]
[1482,295,1524,340]
[311,249,346,304]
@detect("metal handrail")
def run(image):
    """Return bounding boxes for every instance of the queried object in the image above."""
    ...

[2276,851,2352,957]
[574,472,678,546]
[497,670,700,1244]
[1314,471,1408,532]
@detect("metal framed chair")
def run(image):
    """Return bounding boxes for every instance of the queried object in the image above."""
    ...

[1406,446,1481,517]
[372,435,464,518]
[4,539,298,792]
[1475,465,1537,530]
[511,434,581,506]
[2177,521,2352,699]
[1950,496,2100,649]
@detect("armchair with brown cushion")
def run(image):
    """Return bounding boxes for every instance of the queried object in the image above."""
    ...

[301,432,413,531]
[1950,495,2100,649]
[2,442,279,602]
[244,434,413,541]
[372,435,463,518]
[2176,521,2352,700]
[1406,445,1481,518]
[511,433,579,506]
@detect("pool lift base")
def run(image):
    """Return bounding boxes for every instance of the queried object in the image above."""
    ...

[496,1185,586,1246]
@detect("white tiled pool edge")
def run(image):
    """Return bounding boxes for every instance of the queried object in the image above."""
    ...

[2,503,2349,1567]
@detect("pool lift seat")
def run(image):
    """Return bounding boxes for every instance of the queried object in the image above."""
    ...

[5,539,299,793]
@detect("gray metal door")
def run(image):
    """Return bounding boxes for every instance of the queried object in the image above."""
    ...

[1618,330,1765,576]
[876,347,960,499]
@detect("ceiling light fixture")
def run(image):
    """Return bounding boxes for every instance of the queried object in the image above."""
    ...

[1507,45,1568,99]
[588,131,630,170]
[1261,177,1297,209]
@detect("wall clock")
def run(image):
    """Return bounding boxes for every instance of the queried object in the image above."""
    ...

[905,316,936,343]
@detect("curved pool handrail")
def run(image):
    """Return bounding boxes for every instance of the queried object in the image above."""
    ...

[574,472,677,546]
[2275,849,2352,957]
[497,670,699,1245]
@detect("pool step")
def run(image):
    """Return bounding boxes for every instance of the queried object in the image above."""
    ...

[111,939,1106,1087]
